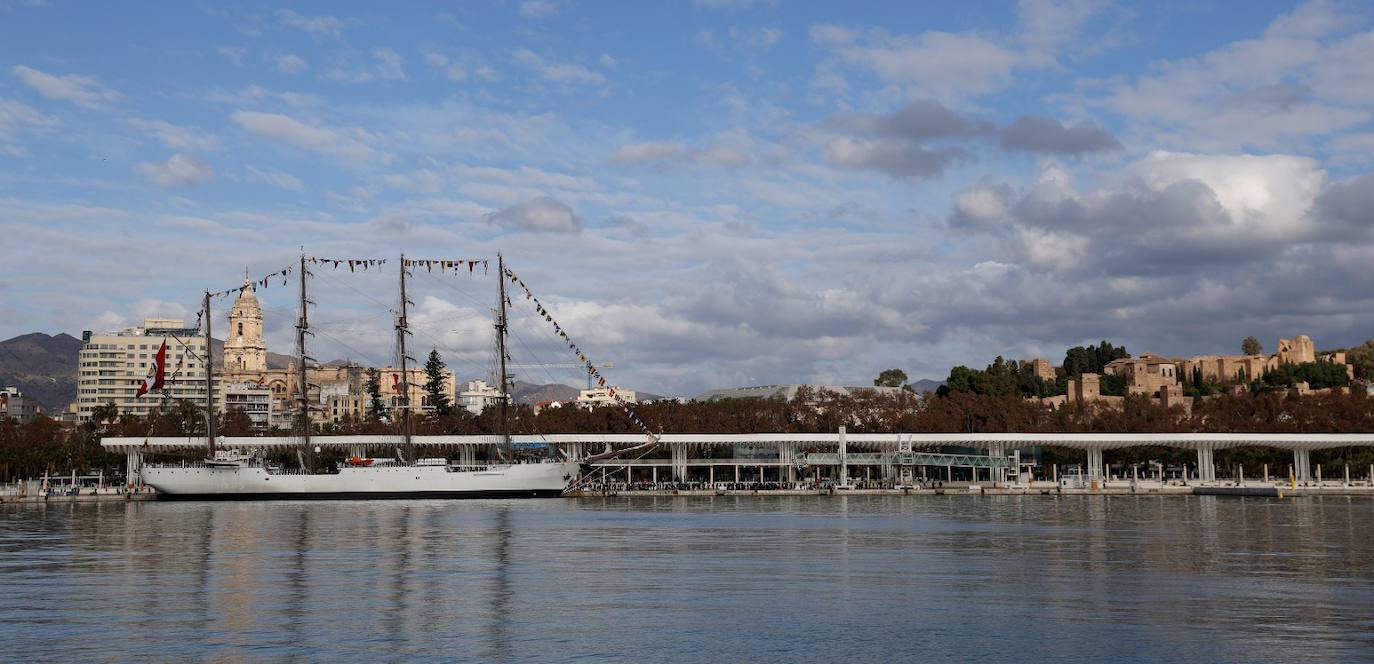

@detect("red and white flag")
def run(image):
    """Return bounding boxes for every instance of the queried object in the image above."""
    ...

[136,340,168,398]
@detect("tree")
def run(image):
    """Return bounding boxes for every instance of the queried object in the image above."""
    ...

[365,368,386,421]
[91,401,119,426]
[1062,341,1128,376]
[422,349,454,417]
[1242,336,1263,356]
[874,368,908,388]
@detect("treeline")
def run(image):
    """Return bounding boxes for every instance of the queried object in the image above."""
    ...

[6,386,1374,480]
[939,341,1131,398]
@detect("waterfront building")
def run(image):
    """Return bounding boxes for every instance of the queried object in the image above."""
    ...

[578,386,637,409]
[73,318,210,422]
[459,379,503,415]
[1,386,40,423]
[220,382,275,430]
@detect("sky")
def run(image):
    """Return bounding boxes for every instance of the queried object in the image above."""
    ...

[2,0,1373,396]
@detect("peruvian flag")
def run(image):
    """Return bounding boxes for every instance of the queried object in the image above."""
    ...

[136,340,168,398]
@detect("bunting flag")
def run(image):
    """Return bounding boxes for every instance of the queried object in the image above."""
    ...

[395,257,489,275]
[210,265,295,298]
[311,257,387,271]
[503,265,656,439]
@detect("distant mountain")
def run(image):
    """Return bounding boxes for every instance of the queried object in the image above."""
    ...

[908,378,946,394]
[512,381,580,405]
[0,332,83,412]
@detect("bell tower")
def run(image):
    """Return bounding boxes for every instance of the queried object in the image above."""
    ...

[224,275,267,375]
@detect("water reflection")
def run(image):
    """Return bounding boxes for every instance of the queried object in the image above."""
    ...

[2,496,1373,662]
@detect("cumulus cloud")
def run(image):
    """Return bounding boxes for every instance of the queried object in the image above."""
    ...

[809,26,1018,101]
[273,54,310,75]
[423,51,467,82]
[696,26,784,53]
[138,154,215,187]
[610,141,682,164]
[512,49,605,85]
[999,115,1121,155]
[277,9,346,38]
[124,118,219,151]
[691,0,778,9]
[11,65,119,107]
[1085,2,1374,150]
[486,196,583,233]
[825,137,964,179]
[821,101,1121,176]
[244,165,306,192]
[326,48,407,83]
[518,0,558,18]
[230,110,383,164]
[0,98,59,152]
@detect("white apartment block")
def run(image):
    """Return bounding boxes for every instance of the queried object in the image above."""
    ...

[73,318,210,422]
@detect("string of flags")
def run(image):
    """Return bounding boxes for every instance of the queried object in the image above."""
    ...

[503,266,654,438]
[402,258,489,275]
[309,257,387,273]
[209,265,294,299]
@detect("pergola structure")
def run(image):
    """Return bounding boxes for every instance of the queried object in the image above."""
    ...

[103,431,1374,485]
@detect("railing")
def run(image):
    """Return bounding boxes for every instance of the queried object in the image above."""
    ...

[804,451,1012,468]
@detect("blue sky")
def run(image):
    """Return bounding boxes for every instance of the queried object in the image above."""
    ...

[3,0,1373,395]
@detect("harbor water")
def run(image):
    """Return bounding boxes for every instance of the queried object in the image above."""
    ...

[3,495,1372,662]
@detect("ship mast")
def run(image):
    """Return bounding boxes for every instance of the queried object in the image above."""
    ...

[397,253,415,463]
[296,253,314,471]
[203,290,216,457]
[496,253,512,461]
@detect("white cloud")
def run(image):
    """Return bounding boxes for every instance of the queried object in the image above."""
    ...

[599,53,618,68]
[423,51,467,82]
[124,118,219,151]
[277,9,346,38]
[138,154,215,187]
[11,65,119,107]
[326,48,407,83]
[697,26,784,53]
[691,0,777,9]
[819,29,1019,101]
[486,196,583,233]
[610,141,682,164]
[217,46,246,65]
[273,54,310,75]
[1085,3,1374,150]
[512,49,605,85]
[244,165,306,192]
[230,110,384,165]
[518,0,558,18]
[1128,150,1326,238]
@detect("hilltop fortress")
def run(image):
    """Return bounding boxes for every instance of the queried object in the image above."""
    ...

[1036,335,1354,412]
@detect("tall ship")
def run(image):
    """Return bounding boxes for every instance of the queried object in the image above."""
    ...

[137,253,605,499]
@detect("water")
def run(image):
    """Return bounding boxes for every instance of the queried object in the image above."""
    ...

[3,496,1373,663]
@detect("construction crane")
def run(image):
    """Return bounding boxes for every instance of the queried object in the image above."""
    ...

[506,362,615,390]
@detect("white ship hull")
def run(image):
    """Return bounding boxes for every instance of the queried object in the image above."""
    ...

[142,462,580,500]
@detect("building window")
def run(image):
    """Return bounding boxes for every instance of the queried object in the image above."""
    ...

[237,322,243,337]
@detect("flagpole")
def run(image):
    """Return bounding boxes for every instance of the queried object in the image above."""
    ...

[204,290,216,458]
[496,253,511,462]
[397,253,414,464]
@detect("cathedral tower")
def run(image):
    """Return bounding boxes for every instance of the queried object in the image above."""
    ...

[224,277,267,374]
